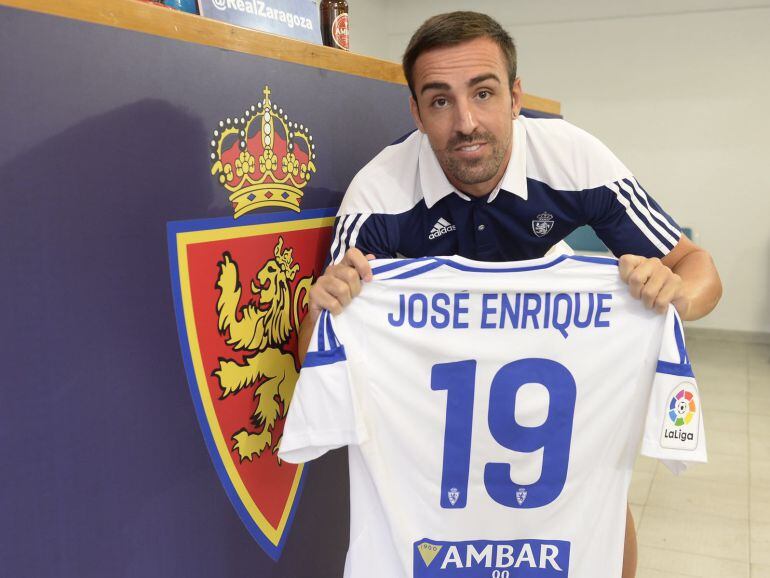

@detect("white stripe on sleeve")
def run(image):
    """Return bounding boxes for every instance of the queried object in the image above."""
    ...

[606,181,670,254]
[629,178,681,240]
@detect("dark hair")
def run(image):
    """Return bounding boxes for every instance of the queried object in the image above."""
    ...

[402,11,517,100]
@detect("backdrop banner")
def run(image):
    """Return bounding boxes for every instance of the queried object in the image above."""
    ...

[0,5,411,577]
[0,5,558,577]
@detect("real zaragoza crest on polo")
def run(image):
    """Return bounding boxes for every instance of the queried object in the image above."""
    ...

[169,84,332,559]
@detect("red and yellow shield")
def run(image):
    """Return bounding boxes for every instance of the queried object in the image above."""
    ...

[167,209,335,559]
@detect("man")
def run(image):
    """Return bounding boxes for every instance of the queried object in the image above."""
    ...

[300,12,722,577]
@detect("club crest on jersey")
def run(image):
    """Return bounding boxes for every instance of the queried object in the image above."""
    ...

[167,210,335,559]
[447,487,460,506]
[516,487,528,506]
[532,212,554,237]
[660,382,701,451]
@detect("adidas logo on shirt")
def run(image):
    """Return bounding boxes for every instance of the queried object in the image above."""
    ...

[428,218,457,240]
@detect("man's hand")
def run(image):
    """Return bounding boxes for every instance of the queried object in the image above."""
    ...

[308,248,375,318]
[298,248,374,365]
[619,255,689,317]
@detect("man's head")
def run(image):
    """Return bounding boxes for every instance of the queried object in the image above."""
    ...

[403,12,517,100]
[402,12,522,198]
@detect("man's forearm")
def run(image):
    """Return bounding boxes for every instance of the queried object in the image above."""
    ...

[671,249,722,321]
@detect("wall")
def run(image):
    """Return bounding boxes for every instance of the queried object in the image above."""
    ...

[349,0,390,58]
[356,2,770,334]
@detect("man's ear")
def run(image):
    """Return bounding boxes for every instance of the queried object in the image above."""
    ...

[511,77,523,118]
[409,96,426,133]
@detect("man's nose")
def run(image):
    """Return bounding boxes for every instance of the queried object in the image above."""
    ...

[452,98,478,135]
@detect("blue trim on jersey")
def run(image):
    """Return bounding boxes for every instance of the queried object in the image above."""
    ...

[376,255,578,280]
[316,310,328,352]
[302,345,348,368]
[656,360,695,378]
[388,259,444,279]
[371,257,436,276]
[325,311,339,349]
[673,317,689,365]
[438,254,569,273]
[567,255,619,266]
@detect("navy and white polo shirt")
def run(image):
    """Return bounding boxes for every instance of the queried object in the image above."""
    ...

[328,116,681,263]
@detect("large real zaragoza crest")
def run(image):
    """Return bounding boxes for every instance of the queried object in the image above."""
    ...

[168,209,334,559]
[169,84,333,558]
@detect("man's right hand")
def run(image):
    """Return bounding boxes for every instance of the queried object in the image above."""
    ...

[299,248,374,365]
[308,248,375,320]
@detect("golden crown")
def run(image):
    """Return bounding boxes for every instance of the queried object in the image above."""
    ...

[210,86,316,218]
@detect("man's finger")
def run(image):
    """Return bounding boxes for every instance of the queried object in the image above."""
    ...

[653,273,684,313]
[618,254,644,282]
[341,248,374,282]
[654,281,679,313]
[325,277,354,308]
[640,274,663,309]
[626,264,652,299]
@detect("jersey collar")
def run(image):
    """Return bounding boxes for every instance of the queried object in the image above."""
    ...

[419,117,528,208]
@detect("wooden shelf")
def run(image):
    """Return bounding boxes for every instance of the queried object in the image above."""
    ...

[0,0,561,115]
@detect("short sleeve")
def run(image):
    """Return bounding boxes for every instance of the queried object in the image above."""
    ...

[582,177,682,258]
[278,310,368,464]
[641,308,707,474]
[327,213,399,265]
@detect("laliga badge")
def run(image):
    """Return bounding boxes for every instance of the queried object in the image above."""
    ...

[661,382,701,450]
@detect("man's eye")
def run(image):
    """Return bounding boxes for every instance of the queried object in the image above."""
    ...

[477,90,491,100]
[432,97,448,108]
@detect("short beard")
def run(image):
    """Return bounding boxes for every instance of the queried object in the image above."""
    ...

[435,130,510,188]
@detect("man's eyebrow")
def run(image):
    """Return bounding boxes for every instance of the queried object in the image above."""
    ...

[469,73,501,86]
[419,74,502,95]
[420,82,451,95]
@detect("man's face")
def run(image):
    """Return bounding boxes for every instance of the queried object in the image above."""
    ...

[409,37,522,198]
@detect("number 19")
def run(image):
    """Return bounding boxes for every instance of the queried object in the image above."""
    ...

[431,358,576,509]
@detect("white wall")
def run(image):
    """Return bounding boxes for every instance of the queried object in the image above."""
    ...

[349,0,390,58]
[354,2,770,334]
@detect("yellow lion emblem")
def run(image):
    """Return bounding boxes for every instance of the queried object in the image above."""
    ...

[213,237,313,462]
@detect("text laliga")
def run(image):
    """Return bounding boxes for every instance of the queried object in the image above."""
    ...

[664,429,695,441]
[387,292,612,338]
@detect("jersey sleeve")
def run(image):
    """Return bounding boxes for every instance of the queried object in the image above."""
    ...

[278,310,368,464]
[327,213,399,264]
[640,307,707,474]
[581,176,682,258]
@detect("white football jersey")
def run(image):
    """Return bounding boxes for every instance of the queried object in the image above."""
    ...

[279,254,707,578]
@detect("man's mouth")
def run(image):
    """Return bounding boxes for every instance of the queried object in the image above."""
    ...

[458,143,483,152]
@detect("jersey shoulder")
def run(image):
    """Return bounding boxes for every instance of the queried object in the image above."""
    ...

[522,116,633,192]
[339,130,425,216]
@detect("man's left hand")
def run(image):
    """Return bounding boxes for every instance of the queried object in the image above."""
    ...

[619,255,689,317]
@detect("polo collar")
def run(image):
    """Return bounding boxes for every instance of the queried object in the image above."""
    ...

[419,117,528,209]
